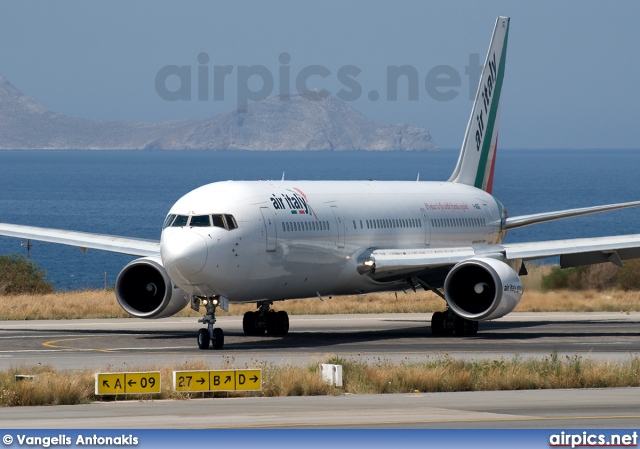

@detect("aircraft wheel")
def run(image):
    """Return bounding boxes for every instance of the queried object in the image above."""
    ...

[431,311,445,335]
[197,328,210,350]
[242,311,254,335]
[243,311,264,336]
[454,317,478,336]
[212,328,224,349]
[267,311,289,336]
[265,311,277,335]
[277,311,289,335]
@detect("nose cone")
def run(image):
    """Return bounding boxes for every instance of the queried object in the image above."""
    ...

[161,229,208,280]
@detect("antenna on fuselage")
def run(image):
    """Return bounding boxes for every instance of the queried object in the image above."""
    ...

[416,173,420,182]
[282,172,285,181]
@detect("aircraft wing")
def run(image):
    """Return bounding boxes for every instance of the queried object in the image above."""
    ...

[0,223,160,257]
[503,201,640,230]
[362,233,640,280]
[503,234,640,268]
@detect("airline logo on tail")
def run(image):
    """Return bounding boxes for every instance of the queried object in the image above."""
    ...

[475,52,498,152]
[449,16,509,194]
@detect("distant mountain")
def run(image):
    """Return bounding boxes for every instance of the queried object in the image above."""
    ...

[0,76,436,151]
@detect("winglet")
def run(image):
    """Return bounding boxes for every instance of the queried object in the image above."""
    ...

[448,16,509,193]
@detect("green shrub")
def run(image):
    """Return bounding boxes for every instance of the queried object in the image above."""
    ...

[541,266,581,291]
[615,259,640,290]
[541,260,640,291]
[0,254,54,295]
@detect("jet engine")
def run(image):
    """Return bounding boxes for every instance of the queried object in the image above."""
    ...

[115,257,189,318]
[443,257,523,321]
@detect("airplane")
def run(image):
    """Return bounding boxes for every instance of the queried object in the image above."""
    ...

[2,16,640,350]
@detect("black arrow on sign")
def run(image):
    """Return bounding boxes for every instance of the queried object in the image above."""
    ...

[224,376,232,384]
[197,378,205,385]
[128,379,137,387]
[250,375,259,383]
[102,380,110,388]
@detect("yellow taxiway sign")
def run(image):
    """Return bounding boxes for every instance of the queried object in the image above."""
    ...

[173,369,261,392]
[95,372,161,395]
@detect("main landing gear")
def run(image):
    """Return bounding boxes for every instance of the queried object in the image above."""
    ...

[431,309,478,336]
[242,301,289,337]
[410,278,478,337]
[195,296,224,350]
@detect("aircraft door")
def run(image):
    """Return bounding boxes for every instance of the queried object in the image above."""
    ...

[330,205,345,248]
[481,202,499,243]
[259,207,277,252]
[420,207,431,246]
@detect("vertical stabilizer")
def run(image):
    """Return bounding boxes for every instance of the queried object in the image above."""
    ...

[448,16,509,193]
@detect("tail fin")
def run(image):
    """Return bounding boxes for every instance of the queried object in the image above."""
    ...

[448,16,509,193]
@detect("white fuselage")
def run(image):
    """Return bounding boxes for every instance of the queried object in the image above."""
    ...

[160,180,504,303]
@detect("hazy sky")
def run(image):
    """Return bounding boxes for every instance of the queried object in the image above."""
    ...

[1,1,639,149]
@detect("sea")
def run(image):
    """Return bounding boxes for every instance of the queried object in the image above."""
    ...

[1,148,639,291]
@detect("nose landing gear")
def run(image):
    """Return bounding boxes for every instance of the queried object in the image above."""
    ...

[194,295,225,350]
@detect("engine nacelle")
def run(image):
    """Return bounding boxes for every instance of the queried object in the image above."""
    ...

[444,257,523,321]
[115,257,189,319]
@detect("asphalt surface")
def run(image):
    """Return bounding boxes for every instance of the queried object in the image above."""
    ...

[0,312,639,370]
[1,388,639,429]
[0,312,639,429]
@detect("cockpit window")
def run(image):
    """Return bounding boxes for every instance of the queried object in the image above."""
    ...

[211,214,226,229]
[163,214,177,229]
[171,215,189,227]
[165,213,238,230]
[189,215,211,227]
[225,214,238,230]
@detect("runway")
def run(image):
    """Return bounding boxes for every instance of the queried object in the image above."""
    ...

[1,312,639,429]
[0,312,639,371]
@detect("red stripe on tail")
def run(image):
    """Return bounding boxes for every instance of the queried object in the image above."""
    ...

[485,134,498,194]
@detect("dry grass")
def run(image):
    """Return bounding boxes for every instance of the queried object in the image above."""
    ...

[2,277,640,321]
[0,263,635,320]
[0,290,133,320]
[520,263,552,291]
[332,354,640,393]
[2,354,640,406]
[515,290,640,312]
[0,365,95,406]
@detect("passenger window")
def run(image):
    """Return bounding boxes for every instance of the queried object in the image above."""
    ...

[171,215,189,227]
[189,215,211,227]
[212,214,226,229]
